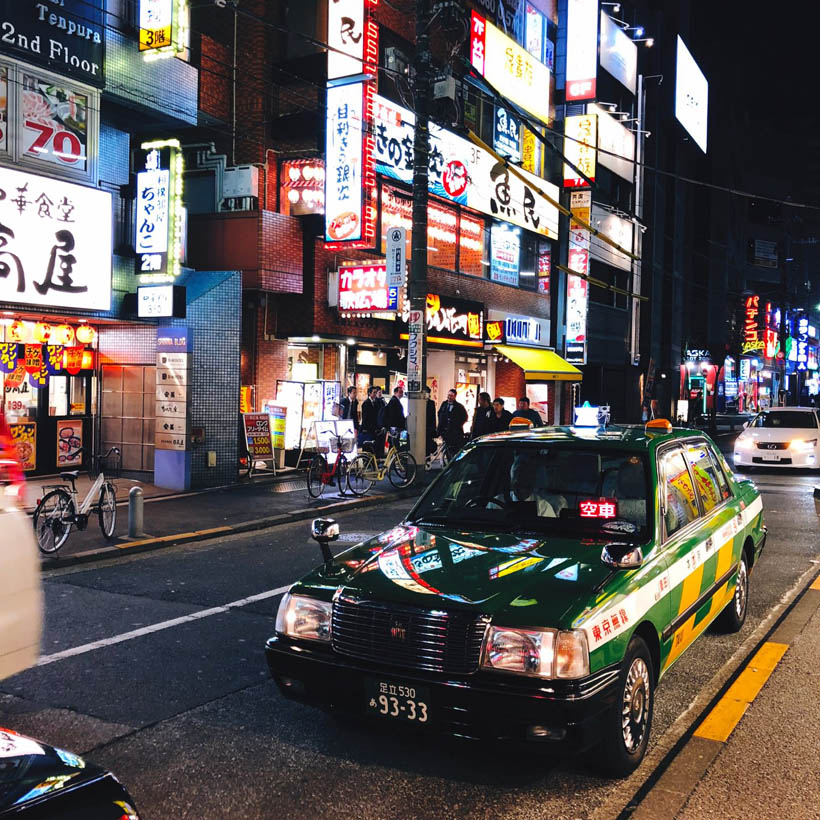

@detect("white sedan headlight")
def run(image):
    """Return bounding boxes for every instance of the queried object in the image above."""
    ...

[481,626,589,679]
[275,593,332,642]
[735,436,753,450]
[789,438,817,453]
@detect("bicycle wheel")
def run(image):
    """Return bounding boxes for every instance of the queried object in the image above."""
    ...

[98,482,117,541]
[335,453,348,496]
[388,451,417,488]
[307,455,327,498]
[346,453,375,496]
[34,489,75,555]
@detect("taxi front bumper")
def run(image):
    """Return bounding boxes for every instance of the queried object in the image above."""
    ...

[266,635,619,751]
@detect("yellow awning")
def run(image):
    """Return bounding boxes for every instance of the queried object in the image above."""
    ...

[494,345,583,382]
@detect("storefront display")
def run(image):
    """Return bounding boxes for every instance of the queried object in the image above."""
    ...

[275,380,342,450]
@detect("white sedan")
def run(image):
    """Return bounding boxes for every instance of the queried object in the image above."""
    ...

[733,406,820,470]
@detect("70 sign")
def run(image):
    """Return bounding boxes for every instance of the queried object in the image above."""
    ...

[23,120,86,170]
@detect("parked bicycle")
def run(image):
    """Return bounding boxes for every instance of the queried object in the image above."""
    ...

[346,429,416,495]
[425,436,452,471]
[306,432,354,498]
[33,447,121,555]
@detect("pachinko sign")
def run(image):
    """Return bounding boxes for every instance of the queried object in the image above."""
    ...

[372,94,559,239]
[742,294,764,354]
[337,263,398,312]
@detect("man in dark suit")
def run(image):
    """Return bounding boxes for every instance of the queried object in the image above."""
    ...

[437,388,468,453]
[384,386,406,431]
[471,392,494,438]
[513,396,543,428]
[359,386,377,446]
[491,397,513,432]
[340,386,359,431]
[423,385,437,455]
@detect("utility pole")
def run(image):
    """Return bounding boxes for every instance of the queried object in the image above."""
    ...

[406,0,433,467]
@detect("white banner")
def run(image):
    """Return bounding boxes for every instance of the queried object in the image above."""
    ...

[373,94,559,239]
[325,83,364,243]
[599,12,637,94]
[588,103,635,182]
[0,165,111,311]
[565,0,598,101]
[590,204,634,271]
[327,0,365,79]
[675,36,708,153]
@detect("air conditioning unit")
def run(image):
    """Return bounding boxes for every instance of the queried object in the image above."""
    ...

[222,165,259,199]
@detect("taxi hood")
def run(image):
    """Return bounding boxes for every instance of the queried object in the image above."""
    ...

[299,524,626,626]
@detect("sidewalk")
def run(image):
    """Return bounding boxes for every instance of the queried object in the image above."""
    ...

[35,468,435,567]
[630,574,820,820]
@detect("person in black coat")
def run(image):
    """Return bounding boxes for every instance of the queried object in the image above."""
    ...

[384,386,406,431]
[490,397,513,432]
[513,396,543,427]
[340,386,359,431]
[359,386,377,446]
[471,391,494,438]
[437,388,468,451]
[423,385,437,455]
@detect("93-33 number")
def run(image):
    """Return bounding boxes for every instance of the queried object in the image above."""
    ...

[375,694,428,722]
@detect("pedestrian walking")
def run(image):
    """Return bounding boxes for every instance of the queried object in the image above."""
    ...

[373,387,387,456]
[471,392,494,438]
[359,386,377,447]
[512,396,543,427]
[385,386,406,430]
[491,397,513,432]
[340,386,359,431]
[437,388,468,453]
[423,385,437,455]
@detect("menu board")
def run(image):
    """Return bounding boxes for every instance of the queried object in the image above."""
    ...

[275,381,305,450]
[243,413,274,460]
[56,420,83,468]
[263,403,288,450]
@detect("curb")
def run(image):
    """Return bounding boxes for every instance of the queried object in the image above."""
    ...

[814,485,820,499]
[621,569,820,819]
[40,483,427,569]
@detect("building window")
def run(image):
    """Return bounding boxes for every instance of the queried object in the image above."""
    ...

[589,262,629,309]
[458,213,485,276]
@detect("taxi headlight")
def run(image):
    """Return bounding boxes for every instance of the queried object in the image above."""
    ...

[789,438,817,452]
[275,593,332,642]
[481,626,589,679]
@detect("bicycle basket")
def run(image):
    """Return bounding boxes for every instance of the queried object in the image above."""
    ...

[89,449,121,480]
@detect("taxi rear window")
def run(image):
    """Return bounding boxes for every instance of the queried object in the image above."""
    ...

[411,443,650,537]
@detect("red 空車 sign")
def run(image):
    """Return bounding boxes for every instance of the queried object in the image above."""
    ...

[578,498,618,519]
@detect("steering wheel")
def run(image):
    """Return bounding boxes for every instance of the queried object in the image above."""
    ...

[464,495,507,509]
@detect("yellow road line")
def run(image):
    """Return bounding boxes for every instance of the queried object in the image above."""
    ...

[810,576,820,591]
[694,641,788,743]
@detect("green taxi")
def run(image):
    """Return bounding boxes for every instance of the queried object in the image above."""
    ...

[266,421,766,775]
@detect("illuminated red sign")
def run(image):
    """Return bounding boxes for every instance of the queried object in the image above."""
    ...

[578,498,618,519]
[338,263,397,312]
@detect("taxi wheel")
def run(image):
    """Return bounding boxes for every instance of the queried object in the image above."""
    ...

[714,553,749,633]
[599,635,654,777]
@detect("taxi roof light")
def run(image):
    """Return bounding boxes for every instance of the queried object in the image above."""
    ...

[645,418,673,434]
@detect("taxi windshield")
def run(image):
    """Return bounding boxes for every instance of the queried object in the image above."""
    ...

[411,443,651,537]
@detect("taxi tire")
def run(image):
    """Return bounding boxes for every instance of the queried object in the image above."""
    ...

[714,553,749,633]
[598,635,654,777]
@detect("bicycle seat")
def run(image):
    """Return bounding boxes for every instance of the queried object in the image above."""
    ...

[60,471,80,481]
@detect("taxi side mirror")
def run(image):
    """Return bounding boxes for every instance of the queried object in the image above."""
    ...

[601,543,644,570]
[311,518,339,564]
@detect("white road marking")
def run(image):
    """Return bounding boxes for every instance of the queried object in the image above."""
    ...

[36,584,292,667]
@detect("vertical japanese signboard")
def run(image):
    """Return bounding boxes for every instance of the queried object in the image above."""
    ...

[155,327,190,451]
[385,226,406,288]
[566,190,591,364]
[564,112,597,187]
[324,0,377,249]
[135,139,184,281]
[565,0,599,101]
[407,309,424,394]
[742,294,764,355]
[0,165,111,311]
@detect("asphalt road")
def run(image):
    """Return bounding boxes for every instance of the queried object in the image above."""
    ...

[2,467,818,820]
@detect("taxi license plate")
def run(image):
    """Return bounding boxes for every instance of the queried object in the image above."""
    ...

[365,678,431,725]
[761,452,780,461]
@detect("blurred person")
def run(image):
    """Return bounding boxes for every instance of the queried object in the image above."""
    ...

[471,392,494,438]
[437,388,468,452]
[491,398,513,432]
[513,396,543,427]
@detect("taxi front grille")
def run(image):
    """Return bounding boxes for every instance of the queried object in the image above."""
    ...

[332,594,489,675]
